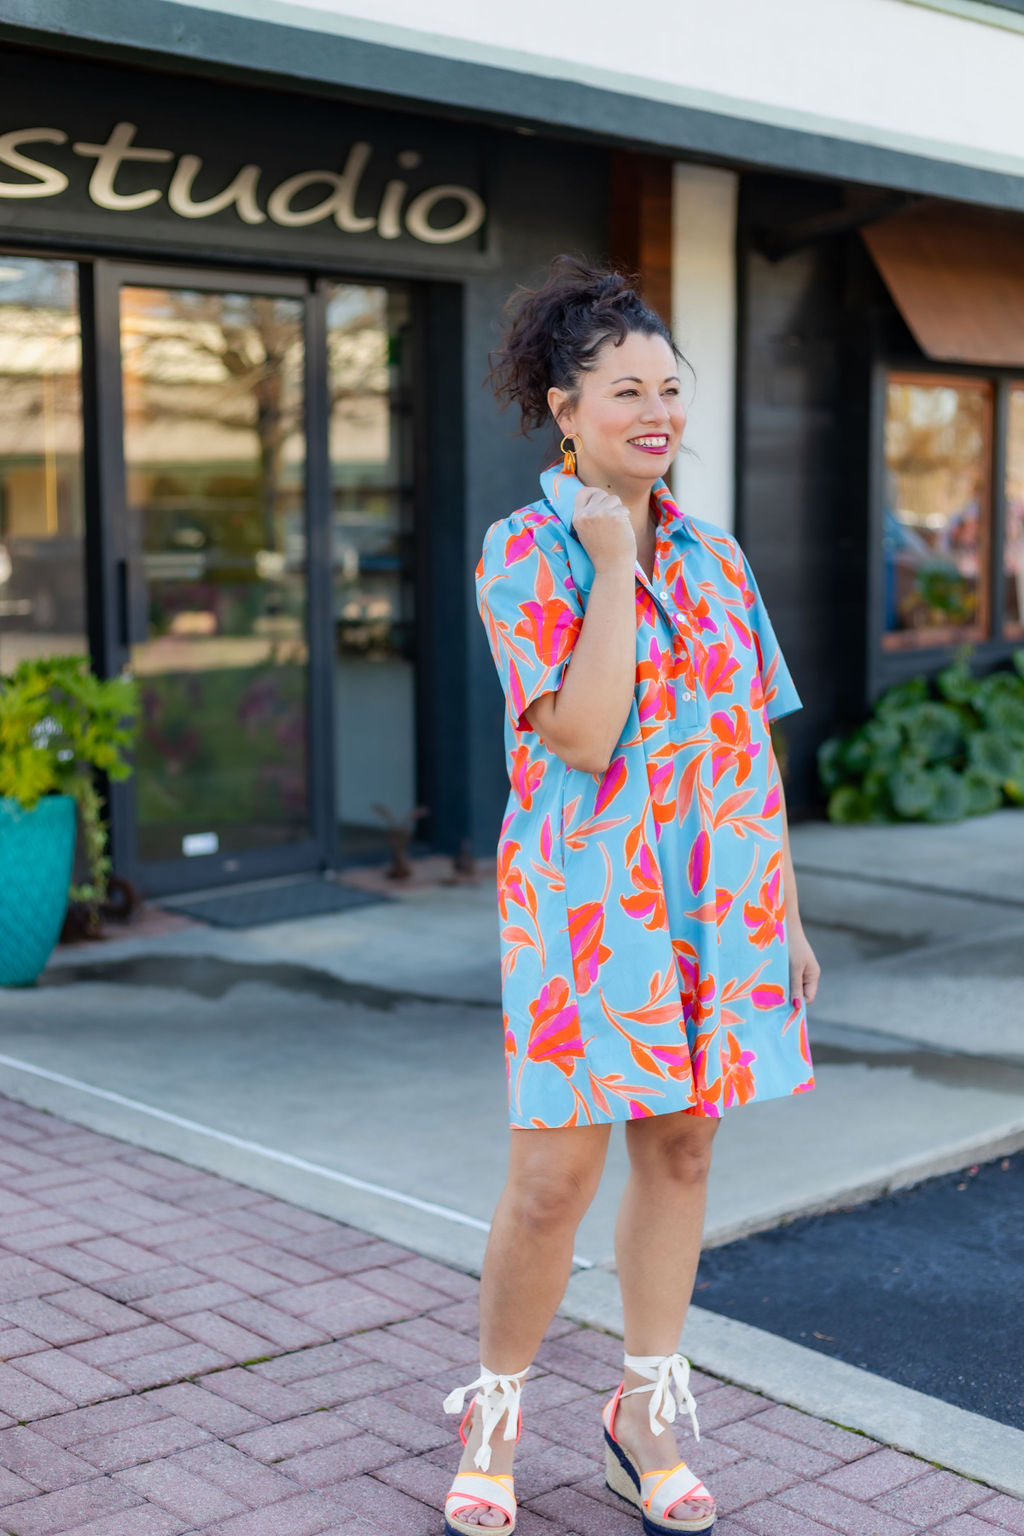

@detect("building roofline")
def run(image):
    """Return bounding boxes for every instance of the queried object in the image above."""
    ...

[3,0,1024,212]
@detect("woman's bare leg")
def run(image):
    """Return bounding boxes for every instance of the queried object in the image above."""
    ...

[456,1121,611,1527]
[613,1112,719,1522]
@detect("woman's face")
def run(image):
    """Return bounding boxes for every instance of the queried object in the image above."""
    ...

[548,331,686,493]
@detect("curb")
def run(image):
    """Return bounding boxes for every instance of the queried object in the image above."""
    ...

[561,1268,1024,1502]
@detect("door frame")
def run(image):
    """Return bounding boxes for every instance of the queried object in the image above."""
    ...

[87,258,336,895]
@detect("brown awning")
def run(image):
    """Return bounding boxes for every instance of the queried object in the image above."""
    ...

[861,201,1024,368]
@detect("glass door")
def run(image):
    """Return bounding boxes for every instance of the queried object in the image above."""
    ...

[0,256,86,675]
[113,274,320,882]
[325,282,417,860]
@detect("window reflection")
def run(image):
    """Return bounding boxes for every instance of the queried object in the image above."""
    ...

[1006,387,1024,636]
[120,286,310,862]
[882,375,992,650]
[0,257,85,674]
[326,283,416,857]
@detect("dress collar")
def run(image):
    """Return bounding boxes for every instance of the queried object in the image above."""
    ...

[538,464,688,538]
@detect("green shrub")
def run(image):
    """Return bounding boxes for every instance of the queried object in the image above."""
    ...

[0,655,139,922]
[818,648,1024,823]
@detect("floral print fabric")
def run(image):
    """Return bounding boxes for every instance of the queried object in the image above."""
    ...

[476,467,815,1129]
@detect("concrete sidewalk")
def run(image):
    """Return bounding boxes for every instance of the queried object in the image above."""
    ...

[1,1093,1023,1536]
[7,811,1024,1261]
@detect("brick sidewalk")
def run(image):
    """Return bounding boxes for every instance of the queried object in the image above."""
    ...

[0,1094,1021,1536]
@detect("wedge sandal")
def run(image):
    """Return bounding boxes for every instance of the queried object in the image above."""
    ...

[443,1365,527,1536]
[602,1353,715,1535]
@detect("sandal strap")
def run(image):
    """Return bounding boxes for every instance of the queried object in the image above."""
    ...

[443,1364,528,1471]
[446,1472,516,1524]
[642,1462,712,1520]
[622,1352,701,1442]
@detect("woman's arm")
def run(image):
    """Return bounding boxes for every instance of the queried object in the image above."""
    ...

[774,758,821,1006]
[524,489,639,774]
[525,563,636,773]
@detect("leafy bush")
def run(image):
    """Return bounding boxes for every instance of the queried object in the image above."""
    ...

[818,649,1024,823]
[0,656,138,921]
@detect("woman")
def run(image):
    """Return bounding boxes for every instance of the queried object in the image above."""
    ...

[444,259,820,1536]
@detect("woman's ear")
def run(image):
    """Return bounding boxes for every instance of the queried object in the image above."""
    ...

[548,386,572,437]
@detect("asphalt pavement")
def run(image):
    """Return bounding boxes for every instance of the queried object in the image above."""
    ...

[693,1149,1024,1430]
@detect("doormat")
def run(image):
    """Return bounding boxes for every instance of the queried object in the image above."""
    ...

[160,876,389,929]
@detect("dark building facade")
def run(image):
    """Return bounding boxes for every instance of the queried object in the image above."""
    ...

[3,11,1024,897]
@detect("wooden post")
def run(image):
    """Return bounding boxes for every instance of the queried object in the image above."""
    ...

[609,152,673,324]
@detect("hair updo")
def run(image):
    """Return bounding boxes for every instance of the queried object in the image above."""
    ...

[488,255,683,436]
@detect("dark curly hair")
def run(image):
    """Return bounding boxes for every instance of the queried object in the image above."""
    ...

[488,255,684,436]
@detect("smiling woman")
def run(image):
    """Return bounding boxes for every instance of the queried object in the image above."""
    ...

[439,257,820,1536]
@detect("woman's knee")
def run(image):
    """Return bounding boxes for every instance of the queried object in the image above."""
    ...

[505,1131,607,1235]
[627,1115,718,1187]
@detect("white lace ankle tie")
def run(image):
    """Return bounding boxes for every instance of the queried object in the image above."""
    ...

[443,1364,529,1471]
[622,1351,700,1443]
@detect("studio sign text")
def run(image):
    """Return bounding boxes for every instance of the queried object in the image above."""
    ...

[0,122,486,245]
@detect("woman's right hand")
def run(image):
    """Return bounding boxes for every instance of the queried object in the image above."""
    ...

[571,486,636,573]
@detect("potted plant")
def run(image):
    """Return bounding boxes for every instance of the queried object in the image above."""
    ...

[0,655,138,986]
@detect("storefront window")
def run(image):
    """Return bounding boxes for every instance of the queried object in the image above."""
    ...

[0,257,85,674]
[120,285,310,863]
[1005,386,1024,637]
[326,283,416,857]
[882,374,993,651]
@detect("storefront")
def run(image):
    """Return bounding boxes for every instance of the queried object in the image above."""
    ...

[5,12,1024,891]
[0,43,608,894]
[735,179,1024,794]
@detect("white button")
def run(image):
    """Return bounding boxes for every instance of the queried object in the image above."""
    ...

[660,590,669,600]
[681,691,693,701]
[674,612,684,623]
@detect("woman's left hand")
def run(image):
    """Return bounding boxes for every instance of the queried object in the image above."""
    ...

[789,924,821,1007]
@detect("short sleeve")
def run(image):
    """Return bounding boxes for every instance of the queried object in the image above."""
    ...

[738,550,802,724]
[475,512,584,731]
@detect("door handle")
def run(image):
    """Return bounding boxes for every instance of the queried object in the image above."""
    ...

[116,558,130,647]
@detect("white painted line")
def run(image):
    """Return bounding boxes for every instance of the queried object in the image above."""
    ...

[0,1052,595,1268]
[560,1268,1024,1501]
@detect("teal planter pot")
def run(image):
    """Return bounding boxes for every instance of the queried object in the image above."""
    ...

[0,795,76,987]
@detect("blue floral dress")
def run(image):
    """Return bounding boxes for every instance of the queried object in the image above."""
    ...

[475,466,814,1129]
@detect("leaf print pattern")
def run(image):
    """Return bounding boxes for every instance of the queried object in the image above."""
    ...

[476,467,813,1129]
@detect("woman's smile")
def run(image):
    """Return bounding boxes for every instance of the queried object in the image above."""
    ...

[628,433,671,455]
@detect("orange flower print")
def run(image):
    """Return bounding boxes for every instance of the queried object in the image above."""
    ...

[699,642,740,696]
[645,755,677,829]
[594,755,628,816]
[711,706,761,788]
[514,598,580,671]
[568,848,613,996]
[497,838,526,921]
[743,852,785,949]
[673,942,716,1028]
[721,1031,757,1107]
[504,525,538,564]
[509,744,546,810]
[751,982,787,1010]
[513,533,581,669]
[637,639,674,729]
[688,830,711,894]
[620,838,668,930]
[527,979,586,1077]
[503,1013,517,1089]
